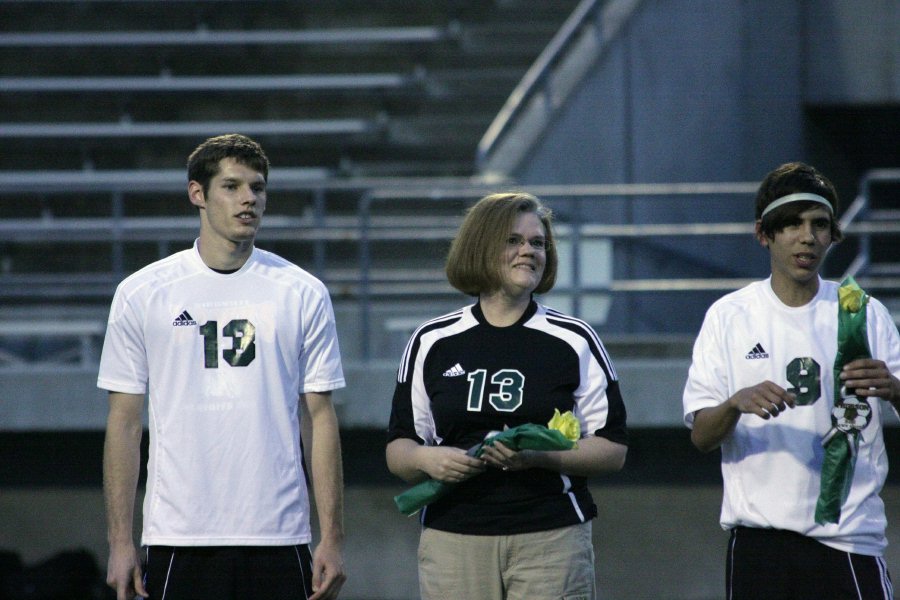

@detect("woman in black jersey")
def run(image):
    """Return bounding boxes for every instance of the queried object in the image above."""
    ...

[386,192,628,600]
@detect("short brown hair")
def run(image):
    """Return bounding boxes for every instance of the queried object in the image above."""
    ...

[446,192,558,296]
[187,134,270,194]
[755,161,843,242]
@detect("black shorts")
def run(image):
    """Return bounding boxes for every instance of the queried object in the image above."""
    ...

[727,526,894,600]
[144,545,313,600]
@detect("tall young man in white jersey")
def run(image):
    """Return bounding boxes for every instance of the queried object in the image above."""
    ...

[99,134,346,600]
[683,162,900,599]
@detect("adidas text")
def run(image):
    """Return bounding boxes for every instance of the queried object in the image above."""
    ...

[173,311,197,326]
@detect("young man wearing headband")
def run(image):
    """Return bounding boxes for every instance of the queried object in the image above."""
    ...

[683,162,900,598]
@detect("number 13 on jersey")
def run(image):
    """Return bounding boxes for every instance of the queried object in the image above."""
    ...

[198,319,257,368]
[467,368,525,412]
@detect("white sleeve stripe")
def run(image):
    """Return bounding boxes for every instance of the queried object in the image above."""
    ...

[397,309,465,382]
[545,310,618,380]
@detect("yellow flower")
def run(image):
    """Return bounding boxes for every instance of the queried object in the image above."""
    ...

[548,409,581,443]
[838,284,865,313]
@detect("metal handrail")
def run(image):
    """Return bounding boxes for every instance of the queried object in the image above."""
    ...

[841,168,900,279]
[0,73,414,93]
[0,27,448,47]
[355,181,762,358]
[0,119,380,139]
[0,170,495,193]
[2,175,897,361]
[0,168,331,192]
[477,0,601,167]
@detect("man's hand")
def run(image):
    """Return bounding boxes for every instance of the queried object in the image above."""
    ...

[310,537,346,600]
[692,381,796,452]
[840,358,900,402]
[728,381,796,419]
[104,392,146,599]
[106,542,147,600]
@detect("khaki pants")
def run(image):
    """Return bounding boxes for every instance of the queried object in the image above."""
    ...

[418,522,596,600]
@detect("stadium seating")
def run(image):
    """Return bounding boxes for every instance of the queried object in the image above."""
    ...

[0,0,581,363]
[0,0,578,175]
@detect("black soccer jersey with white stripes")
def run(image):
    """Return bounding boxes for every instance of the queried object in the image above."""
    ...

[388,300,627,535]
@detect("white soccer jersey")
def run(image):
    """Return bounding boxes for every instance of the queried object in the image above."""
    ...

[683,277,900,555]
[98,241,345,546]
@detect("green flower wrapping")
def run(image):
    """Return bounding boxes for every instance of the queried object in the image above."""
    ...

[815,276,872,525]
[393,413,580,516]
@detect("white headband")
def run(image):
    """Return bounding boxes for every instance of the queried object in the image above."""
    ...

[761,192,833,219]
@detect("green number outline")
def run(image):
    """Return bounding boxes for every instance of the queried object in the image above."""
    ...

[198,319,257,369]
[786,356,821,405]
[466,368,525,412]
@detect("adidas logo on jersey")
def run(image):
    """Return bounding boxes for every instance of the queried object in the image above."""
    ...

[173,310,197,326]
[745,343,769,359]
[443,363,465,377]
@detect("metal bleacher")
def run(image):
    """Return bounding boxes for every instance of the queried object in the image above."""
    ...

[0,0,577,362]
[2,174,898,352]
[1,0,899,429]
[0,0,579,175]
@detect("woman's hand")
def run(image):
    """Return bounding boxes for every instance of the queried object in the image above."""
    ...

[480,441,531,472]
[481,437,627,476]
[419,446,487,483]
[386,438,486,483]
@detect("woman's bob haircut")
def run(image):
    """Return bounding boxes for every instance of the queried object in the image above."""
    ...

[446,192,558,296]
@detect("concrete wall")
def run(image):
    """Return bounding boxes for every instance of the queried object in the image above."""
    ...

[0,352,693,431]
[517,0,900,186]
[3,484,899,600]
[805,0,900,104]
[517,0,806,186]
